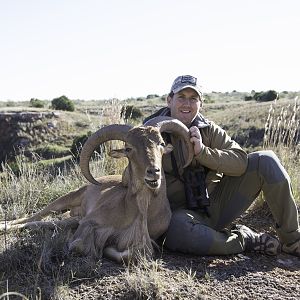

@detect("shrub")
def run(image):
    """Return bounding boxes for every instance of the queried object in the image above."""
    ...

[70,132,91,158]
[253,90,278,102]
[120,105,143,120]
[51,95,75,111]
[29,98,44,108]
[160,95,167,101]
[70,131,108,162]
[244,96,253,101]
[146,94,159,99]
[6,101,15,107]
[203,94,215,103]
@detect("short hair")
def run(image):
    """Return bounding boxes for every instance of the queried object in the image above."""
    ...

[168,91,174,98]
[168,90,203,104]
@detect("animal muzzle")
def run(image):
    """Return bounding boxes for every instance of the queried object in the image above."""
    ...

[144,166,161,189]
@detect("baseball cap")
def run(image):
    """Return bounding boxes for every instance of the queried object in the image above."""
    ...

[170,75,202,98]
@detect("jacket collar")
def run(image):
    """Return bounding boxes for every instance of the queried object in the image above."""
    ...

[191,112,210,129]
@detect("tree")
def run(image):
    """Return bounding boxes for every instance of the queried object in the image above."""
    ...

[120,105,143,120]
[253,90,278,102]
[30,98,44,108]
[244,96,253,101]
[51,95,75,111]
[146,94,159,99]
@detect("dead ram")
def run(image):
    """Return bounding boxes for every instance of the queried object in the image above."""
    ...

[0,117,193,263]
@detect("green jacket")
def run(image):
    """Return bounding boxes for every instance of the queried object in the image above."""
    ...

[144,107,248,211]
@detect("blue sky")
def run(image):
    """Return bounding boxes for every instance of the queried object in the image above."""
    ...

[1,0,299,101]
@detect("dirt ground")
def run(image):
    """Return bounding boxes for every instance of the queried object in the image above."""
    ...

[0,211,299,300]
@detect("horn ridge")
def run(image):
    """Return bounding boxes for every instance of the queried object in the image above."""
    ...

[144,116,194,168]
[80,124,132,185]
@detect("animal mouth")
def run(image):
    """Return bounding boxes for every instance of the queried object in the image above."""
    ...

[145,179,160,189]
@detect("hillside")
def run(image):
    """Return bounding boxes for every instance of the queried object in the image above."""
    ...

[1,92,299,165]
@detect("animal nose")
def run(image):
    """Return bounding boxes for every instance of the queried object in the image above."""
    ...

[146,167,160,177]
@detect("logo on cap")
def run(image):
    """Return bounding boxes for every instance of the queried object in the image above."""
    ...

[181,75,197,85]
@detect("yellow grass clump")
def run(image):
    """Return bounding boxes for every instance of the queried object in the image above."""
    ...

[263,97,300,203]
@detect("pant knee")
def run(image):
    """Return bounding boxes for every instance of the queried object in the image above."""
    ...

[249,150,289,184]
[164,210,213,254]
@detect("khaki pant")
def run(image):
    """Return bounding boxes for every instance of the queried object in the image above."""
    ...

[164,151,300,255]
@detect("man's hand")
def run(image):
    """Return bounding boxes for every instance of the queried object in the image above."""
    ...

[189,126,203,156]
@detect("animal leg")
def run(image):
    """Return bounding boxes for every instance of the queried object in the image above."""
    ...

[103,247,130,264]
[0,185,86,227]
[68,221,99,257]
[0,217,79,233]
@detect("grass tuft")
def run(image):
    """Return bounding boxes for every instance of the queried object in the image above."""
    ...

[263,97,300,203]
[123,254,207,299]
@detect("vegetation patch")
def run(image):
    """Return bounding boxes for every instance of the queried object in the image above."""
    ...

[33,144,70,159]
[51,96,75,112]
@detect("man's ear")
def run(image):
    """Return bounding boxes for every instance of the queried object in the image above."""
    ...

[109,149,126,158]
[167,95,172,107]
[200,100,204,108]
[164,143,173,154]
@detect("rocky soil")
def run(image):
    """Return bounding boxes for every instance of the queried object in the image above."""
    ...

[0,211,299,300]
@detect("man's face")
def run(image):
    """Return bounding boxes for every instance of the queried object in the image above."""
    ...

[167,88,202,126]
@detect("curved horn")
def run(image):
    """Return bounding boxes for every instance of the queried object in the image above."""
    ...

[80,124,132,185]
[144,116,194,168]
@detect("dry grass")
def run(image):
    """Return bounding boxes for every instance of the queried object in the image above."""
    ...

[0,100,128,221]
[123,254,207,299]
[263,97,300,203]
[0,155,83,220]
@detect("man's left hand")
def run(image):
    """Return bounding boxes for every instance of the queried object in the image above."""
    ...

[189,126,203,156]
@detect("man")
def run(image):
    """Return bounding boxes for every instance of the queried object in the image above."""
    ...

[144,75,300,257]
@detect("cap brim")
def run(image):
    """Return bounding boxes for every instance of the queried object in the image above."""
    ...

[173,85,202,97]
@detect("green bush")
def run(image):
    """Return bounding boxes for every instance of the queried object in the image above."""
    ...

[6,101,15,107]
[71,133,90,158]
[146,94,159,99]
[244,96,253,101]
[51,95,75,111]
[30,98,45,108]
[121,105,143,120]
[203,94,215,103]
[70,131,106,159]
[253,90,278,102]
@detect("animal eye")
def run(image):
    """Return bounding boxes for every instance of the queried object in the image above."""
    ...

[125,147,132,153]
[160,142,165,147]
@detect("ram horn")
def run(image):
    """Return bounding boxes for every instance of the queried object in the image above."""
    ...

[80,124,132,185]
[144,116,194,168]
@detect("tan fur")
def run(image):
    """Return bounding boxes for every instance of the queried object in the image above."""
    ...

[0,127,173,263]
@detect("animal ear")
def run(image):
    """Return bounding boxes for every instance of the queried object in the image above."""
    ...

[109,149,127,158]
[164,143,173,154]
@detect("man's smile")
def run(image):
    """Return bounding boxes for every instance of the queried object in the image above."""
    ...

[180,109,191,113]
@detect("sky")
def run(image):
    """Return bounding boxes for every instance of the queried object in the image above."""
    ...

[0,0,300,101]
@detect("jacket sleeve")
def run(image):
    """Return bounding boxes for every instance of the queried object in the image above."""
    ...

[195,121,248,176]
